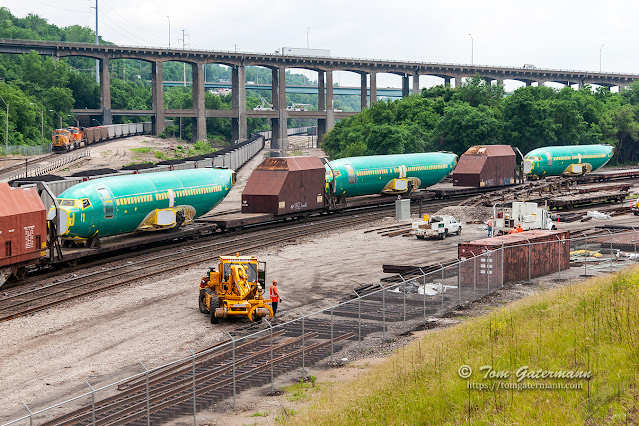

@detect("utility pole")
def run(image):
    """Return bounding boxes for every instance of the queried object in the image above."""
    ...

[0,94,8,153]
[94,0,99,83]
[180,30,189,87]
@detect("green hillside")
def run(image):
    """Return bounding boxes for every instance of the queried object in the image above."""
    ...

[288,267,639,425]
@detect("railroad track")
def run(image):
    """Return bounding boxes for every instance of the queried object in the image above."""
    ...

[0,153,58,177]
[0,197,461,322]
[40,324,357,425]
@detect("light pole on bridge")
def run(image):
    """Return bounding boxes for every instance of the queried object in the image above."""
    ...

[599,44,604,73]
[468,33,474,66]
[167,16,171,49]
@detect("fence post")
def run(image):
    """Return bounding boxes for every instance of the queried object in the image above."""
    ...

[325,300,335,365]
[485,252,490,295]
[264,319,275,392]
[139,361,151,426]
[584,234,588,276]
[608,230,614,270]
[382,283,386,343]
[21,400,33,426]
[418,267,426,324]
[438,263,444,312]
[85,380,96,426]
[296,308,306,378]
[473,254,477,298]
[186,345,197,425]
[457,261,461,305]
[353,290,361,352]
[556,235,562,280]
[224,333,236,410]
[527,239,532,282]
[501,243,505,287]
[399,274,407,333]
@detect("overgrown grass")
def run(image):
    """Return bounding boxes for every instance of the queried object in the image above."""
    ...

[287,267,639,425]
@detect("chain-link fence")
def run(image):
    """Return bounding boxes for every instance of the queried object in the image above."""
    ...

[4,228,637,425]
[0,144,52,157]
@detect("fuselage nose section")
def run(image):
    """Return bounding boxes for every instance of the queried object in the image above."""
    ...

[523,160,534,174]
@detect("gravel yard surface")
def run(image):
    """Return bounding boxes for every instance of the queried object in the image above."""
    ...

[1,136,637,423]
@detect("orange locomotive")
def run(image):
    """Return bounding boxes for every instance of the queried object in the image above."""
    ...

[51,127,84,152]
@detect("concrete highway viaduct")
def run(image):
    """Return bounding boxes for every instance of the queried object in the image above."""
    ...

[1,38,637,150]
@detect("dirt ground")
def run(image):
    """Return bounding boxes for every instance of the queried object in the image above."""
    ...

[1,136,638,423]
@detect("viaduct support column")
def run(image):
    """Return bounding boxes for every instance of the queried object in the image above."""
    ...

[151,61,165,136]
[444,77,451,87]
[231,64,247,142]
[413,74,420,95]
[401,74,410,98]
[271,66,288,153]
[317,71,326,147]
[455,74,463,88]
[326,69,334,132]
[370,72,377,105]
[192,62,207,142]
[360,73,367,110]
[271,68,280,146]
[100,57,112,125]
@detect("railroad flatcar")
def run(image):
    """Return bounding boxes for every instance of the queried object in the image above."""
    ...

[523,144,614,178]
[325,152,458,199]
[49,168,235,246]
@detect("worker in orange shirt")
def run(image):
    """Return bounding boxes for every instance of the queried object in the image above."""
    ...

[516,224,524,232]
[270,279,280,315]
[507,227,518,234]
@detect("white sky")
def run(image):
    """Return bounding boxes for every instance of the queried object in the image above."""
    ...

[2,0,636,89]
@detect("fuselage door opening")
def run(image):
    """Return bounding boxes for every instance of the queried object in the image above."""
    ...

[97,187,114,219]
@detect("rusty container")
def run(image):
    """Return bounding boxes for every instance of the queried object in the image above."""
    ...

[242,156,326,215]
[452,145,516,187]
[457,230,570,285]
[0,183,47,269]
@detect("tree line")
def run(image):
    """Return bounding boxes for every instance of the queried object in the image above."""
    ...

[323,75,639,165]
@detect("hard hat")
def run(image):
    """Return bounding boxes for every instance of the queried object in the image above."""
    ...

[272,279,278,284]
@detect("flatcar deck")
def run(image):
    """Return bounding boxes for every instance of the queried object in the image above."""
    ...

[579,168,639,183]
[46,222,217,265]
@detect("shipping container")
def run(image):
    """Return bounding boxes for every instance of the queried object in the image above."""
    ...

[0,183,47,278]
[452,145,516,187]
[242,156,326,215]
[458,230,570,285]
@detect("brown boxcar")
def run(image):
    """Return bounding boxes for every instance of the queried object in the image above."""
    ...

[458,230,570,285]
[452,145,516,187]
[241,156,326,215]
[0,183,47,284]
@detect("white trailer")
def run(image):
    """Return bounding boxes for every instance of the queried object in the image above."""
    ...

[492,201,555,235]
[279,47,330,57]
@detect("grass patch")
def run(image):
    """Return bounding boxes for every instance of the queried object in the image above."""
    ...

[249,411,269,417]
[129,147,151,153]
[173,140,215,158]
[284,376,320,403]
[287,267,639,425]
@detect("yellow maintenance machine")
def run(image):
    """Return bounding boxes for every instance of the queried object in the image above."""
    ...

[198,254,274,324]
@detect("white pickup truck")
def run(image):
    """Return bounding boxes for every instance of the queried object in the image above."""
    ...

[411,215,462,240]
